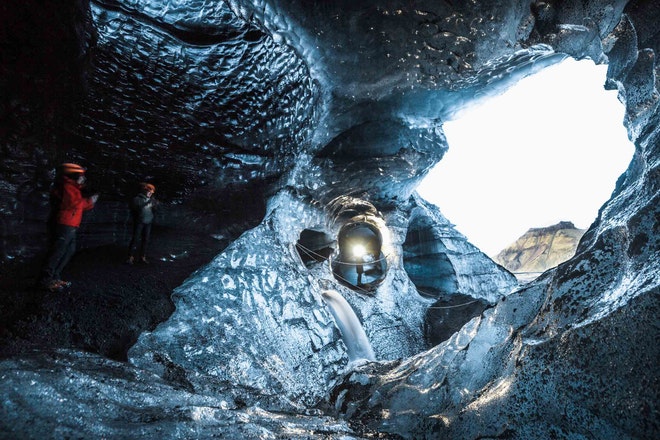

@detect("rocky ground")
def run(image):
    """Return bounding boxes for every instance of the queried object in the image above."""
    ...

[0,227,228,361]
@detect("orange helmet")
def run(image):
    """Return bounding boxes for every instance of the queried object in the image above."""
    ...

[140,182,156,193]
[59,163,86,175]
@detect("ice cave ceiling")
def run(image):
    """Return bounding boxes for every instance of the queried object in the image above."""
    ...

[1,0,659,439]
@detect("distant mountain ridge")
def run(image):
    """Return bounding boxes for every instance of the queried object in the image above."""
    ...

[493,221,586,281]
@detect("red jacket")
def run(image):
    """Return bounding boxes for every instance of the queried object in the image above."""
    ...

[55,176,96,227]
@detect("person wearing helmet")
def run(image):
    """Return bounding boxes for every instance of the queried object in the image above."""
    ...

[39,163,99,292]
[127,182,158,265]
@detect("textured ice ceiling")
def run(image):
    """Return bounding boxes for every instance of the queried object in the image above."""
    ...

[1,0,658,439]
[75,0,577,206]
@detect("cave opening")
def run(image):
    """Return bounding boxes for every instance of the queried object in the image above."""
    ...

[323,196,390,292]
[295,229,335,268]
[331,219,387,291]
[417,57,635,275]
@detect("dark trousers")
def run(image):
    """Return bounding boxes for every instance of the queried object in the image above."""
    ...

[41,224,77,283]
[128,222,152,258]
[356,263,364,285]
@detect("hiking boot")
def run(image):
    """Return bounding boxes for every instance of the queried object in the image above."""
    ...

[126,256,135,265]
[45,280,65,293]
[56,280,72,289]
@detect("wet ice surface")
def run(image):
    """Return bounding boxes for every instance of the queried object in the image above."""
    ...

[0,350,358,440]
[1,0,659,439]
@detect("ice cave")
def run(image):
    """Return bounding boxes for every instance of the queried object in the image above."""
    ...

[0,1,658,439]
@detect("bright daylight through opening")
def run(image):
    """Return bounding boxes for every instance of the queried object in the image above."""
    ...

[417,58,635,257]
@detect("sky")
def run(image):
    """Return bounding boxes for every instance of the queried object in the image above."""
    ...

[417,58,635,257]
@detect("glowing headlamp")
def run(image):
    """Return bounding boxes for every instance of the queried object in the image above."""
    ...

[352,243,367,259]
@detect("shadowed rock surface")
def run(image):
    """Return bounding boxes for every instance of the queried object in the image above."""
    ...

[0,0,658,439]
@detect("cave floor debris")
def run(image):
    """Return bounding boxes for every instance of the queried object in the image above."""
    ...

[0,227,227,361]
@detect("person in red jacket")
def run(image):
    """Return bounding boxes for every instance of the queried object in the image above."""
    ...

[39,163,98,292]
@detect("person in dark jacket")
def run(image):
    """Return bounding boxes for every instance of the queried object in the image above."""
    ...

[127,182,157,265]
[40,163,98,292]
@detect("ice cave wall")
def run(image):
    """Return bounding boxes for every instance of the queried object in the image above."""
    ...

[131,2,658,438]
[128,190,516,408]
[0,0,658,439]
[0,0,620,259]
